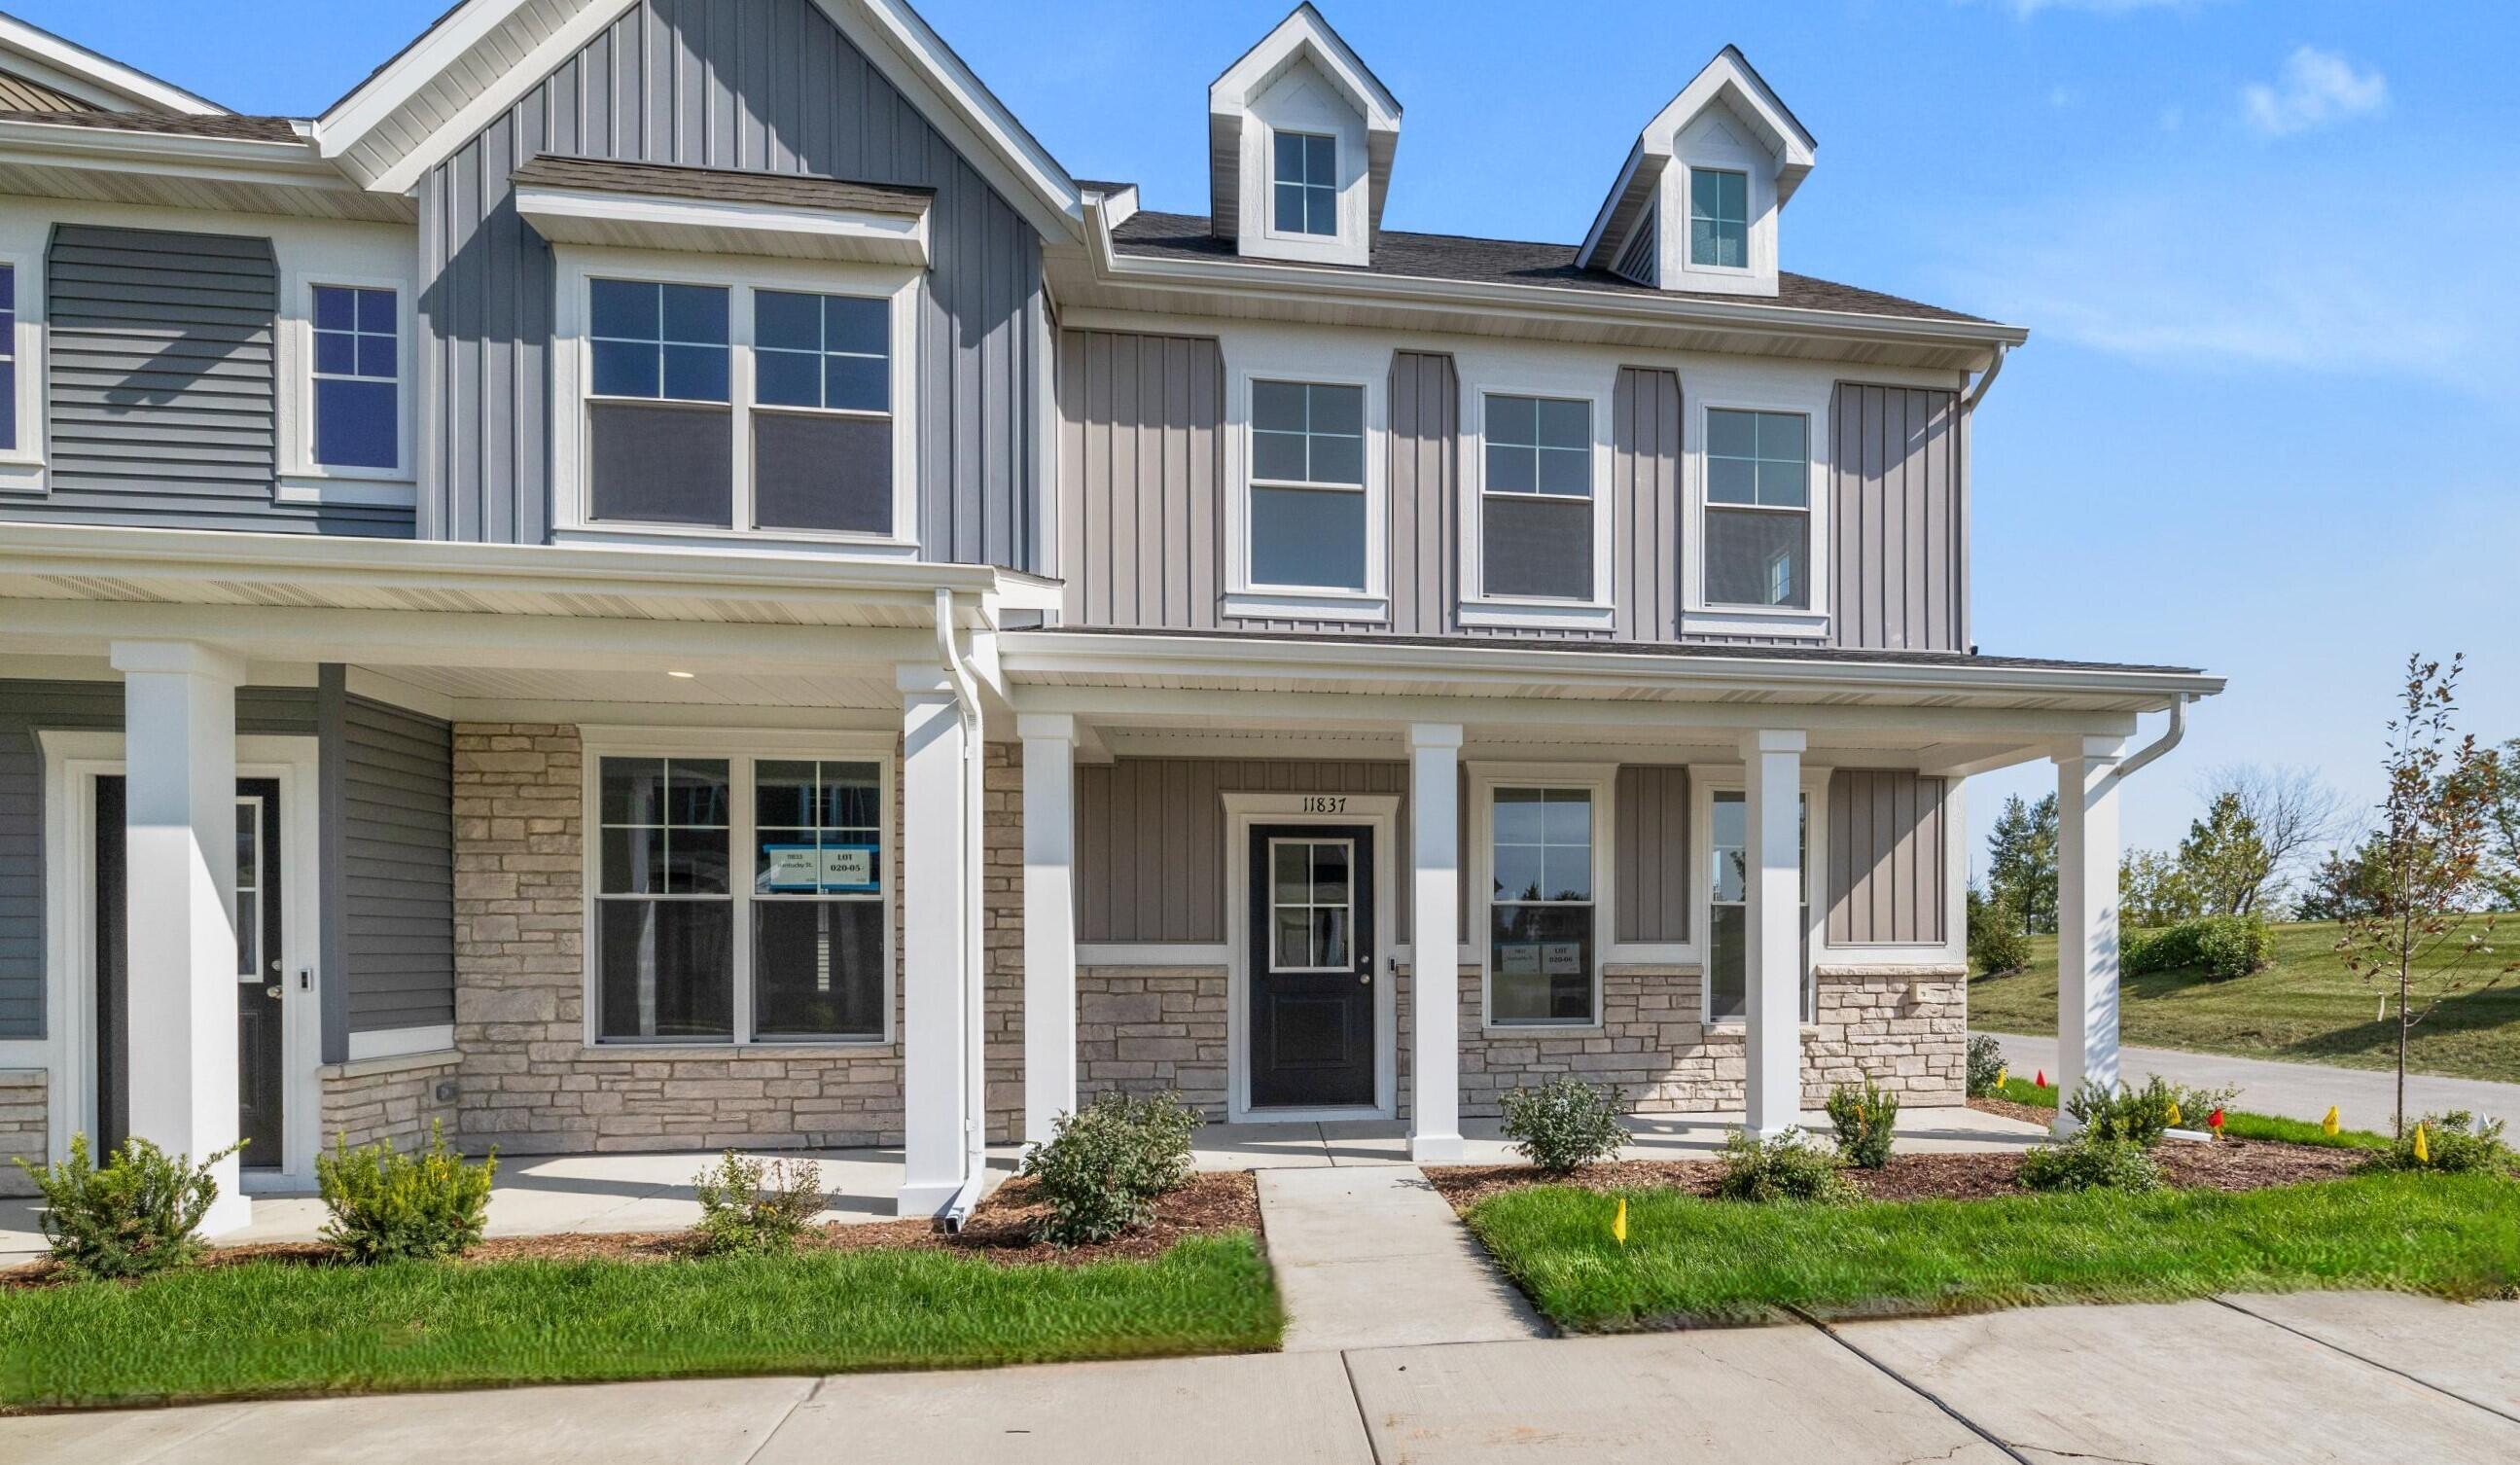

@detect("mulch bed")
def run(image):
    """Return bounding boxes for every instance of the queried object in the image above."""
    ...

[1424,1138,2365,1212]
[0,1171,1261,1289]
[1968,1094,2057,1127]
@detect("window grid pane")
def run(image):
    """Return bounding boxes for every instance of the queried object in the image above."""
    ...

[1269,840,1355,970]
[1273,131,1338,235]
[1689,167,1749,268]
[588,279,730,405]
[755,291,889,413]
[311,284,399,470]
[1490,789,1596,1025]
[1484,395,1590,500]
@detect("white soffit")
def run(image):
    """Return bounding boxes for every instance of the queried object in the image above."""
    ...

[515,181,932,267]
[0,14,229,116]
[1207,2,1402,237]
[1578,46,1816,270]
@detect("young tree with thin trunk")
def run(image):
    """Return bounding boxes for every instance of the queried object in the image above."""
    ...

[2336,655,2513,1135]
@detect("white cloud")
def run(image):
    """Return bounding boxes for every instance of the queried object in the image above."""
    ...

[2242,47,2388,136]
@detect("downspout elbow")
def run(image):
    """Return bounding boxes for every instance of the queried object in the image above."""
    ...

[1962,343,2009,414]
[2110,695,2188,789]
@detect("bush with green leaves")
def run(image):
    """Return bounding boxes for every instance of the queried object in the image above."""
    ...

[1714,1129,1855,1204]
[2365,1111,2515,1176]
[1970,916,2032,978]
[13,1133,241,1278]
[2017,1135,2161,1194]
[1824,1080,1900,1168]
[1966,1034,2008,1098]
[691,1151,827,1257]
[1498,1077,1629,1174]
[316,1121,496,1264]
[2122,914,2273,981]
[1020,1091,1204,1245]
[2064,1075,2185,1147]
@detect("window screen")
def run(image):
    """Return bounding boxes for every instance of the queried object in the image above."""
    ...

[1482,395,1593,601]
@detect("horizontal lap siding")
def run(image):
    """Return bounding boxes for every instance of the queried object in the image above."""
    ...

[342,697,455,1033]
[1826,769,1948,946]
[425,0,1042,564]
[1057,329,1223,627]
[1613,765,1688,943]
[1832,383,1963,652]
[0,681,317,1039]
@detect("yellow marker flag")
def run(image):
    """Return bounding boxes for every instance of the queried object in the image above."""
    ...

[1996,1066,2007,1089]
[2165,1101,2182,1127]
[1612,1197,1628,1247]
[2323,1106,2341,1138]
[2414,1124,2431,1164]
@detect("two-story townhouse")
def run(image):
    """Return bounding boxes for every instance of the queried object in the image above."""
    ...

[0,1,2218,1230]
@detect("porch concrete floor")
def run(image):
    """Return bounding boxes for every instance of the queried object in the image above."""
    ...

[0,1105,2042,1264]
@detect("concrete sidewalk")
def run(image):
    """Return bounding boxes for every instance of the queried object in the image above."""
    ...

[1256,1164,1544,1352]
[11,1295,2514,1462]
[1989,1031,2520,1131]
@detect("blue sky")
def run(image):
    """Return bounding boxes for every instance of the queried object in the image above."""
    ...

[23,0,2519,875]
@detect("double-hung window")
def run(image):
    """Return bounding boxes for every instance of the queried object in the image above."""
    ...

[1689,167,1749,268]
[0,264,17,452]
[588,279,734,527]
[594,751,891,1045]
[753,290,892,534]
[1482,395,1594,601]
[1704,409,1811,610]
[1248,379,1366,590]
[1273,131,1337,235]
[1706,789,1810,1022]
[309,285,400,471]
[1488,787,1597,1025]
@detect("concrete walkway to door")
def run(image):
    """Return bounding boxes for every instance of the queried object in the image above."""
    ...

[1257,1164,1545,1352]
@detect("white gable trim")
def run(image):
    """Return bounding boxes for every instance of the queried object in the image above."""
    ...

[0,14,227,115]
[1577,47,1815,272]
[1208,3,1402,238]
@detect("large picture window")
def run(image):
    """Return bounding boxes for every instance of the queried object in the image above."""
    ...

[1704,408,1811,610]
[1488,787,1597,1025]
[593,749,890,1045]
[1248,379,1366,590]
[1706,789,1810,1022]
[1482,394,1594,602]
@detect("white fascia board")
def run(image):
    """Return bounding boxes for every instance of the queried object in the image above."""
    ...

[1084,204,2028,359]
[1207,3,1402,232]
[1575,142,1655,270]
[315,0,542,153]
[1579,45,1818,260]
[0,14,228,115]
[999,629,2226,709]
[515,184,932,267]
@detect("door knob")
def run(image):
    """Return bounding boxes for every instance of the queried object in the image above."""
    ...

[265,984,283,1001]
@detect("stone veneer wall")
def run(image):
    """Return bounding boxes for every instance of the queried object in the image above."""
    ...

[318,1053,461,1152]
[0,1069,44,1196]
[1076,967,1229,1111]
[448,724,1022,1155]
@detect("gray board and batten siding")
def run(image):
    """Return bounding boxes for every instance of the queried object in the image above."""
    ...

[1056,327,1964,651]
[420,0,1047,568]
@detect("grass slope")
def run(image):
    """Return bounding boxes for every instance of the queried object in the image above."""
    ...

[1467,1173,2520,1332]
[0,1233,1281,1411]
[1970,919,2520,1085]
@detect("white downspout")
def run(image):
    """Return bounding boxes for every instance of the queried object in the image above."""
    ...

[934,589,991,1230]
[2105,694,2188,793]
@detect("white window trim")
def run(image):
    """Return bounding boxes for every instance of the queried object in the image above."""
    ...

[1682,162,1755,277]
[1684,388,1833,639]
[1224,355,1390,624]
[550,245,921,555]
[275,269,417,506]
[1235,61,1371,268]
[1470,762,1615,1033]
[1459,370,1617,629]
[1693,766,1828,1028]
[0,248,46,494]
[578,727,899,1051]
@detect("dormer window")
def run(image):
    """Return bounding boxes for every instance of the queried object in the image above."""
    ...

[1688,167,1749,268]
[1273,132,1338,236]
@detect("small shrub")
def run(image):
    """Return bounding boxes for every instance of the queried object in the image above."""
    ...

[1498,1077,1629,1174]
[692,1151,827,1257]
[316,1121,496,1264]
[2365,1111,2516,1176]
[1965,1034,2007,1098]
[1020,1091,1204,1245]
[1824,1080,1900,1168]
[1970,919,2032,978]
[1714,1129,1854,1204]
[2018,1136,2161,1193]
[2123,914,2272,981]
[13,1133,241,1278]
[2065,1075,2184,1148]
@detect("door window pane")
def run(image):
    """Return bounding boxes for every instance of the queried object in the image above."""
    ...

[1269,840,1355,970]
[1489,789,1596,1024]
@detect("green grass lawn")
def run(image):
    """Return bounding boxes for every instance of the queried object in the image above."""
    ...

[1970,919,2520,1085]
[0,1233,1281,1411]
[1466,1173,2520,1332]
[1985,1075,2394,1149]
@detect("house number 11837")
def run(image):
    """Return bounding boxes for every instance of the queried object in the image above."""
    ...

[1300,796,1348,814]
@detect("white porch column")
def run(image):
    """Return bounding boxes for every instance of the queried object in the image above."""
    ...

[1017,714,1079,1148]
[897,667,973,1214]
[1407,724,1463,1162]
[2054,735,2125,1135]
[110,640,251,1234]
[1742,729,1806,1140]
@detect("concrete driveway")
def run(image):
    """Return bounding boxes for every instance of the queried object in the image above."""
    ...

[7,1293,2513,1463]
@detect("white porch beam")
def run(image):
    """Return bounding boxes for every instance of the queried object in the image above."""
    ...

[1408,724,1464,1162]
[1017,713,1079,1147]
[2053,735,2125,1135]
[1742,729,1806,1140]
[108,640,252,1234]
[897,666,973,1215]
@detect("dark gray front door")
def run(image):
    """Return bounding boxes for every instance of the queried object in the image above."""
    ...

[1247,825,1375,1110]
[94,775,285,1167]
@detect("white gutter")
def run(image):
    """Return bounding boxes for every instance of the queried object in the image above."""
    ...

[933,589,992,1230]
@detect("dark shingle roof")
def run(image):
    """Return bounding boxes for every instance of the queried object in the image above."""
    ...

[1111,208,1988,325]
[0,110,302,142]
[511,155,933,216]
